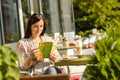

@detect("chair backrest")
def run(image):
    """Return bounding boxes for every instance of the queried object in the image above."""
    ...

[4,42,17,52]
[20,73,70,80]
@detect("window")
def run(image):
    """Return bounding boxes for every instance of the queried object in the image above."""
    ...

[21,0,40,30]
[42,0,51,34]
[21,0,29,29]
[33,0,40,13]
[1,0,20,43]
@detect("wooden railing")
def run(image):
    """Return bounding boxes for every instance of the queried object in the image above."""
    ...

[20,73,70,80]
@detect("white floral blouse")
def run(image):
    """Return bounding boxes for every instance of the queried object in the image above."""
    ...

[16,35,61,75]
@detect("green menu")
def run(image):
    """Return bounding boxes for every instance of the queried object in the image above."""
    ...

[39,42,53,58]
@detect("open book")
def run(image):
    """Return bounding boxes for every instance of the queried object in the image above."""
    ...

[38,42,53,58]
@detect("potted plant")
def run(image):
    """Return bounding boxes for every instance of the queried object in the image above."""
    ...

[81,25,120,80]
[0,46,20,80]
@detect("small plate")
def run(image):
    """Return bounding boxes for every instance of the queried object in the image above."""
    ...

[59,58,72,61]
[69,54,90,58]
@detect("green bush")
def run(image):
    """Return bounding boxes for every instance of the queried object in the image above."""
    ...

[82,25,120,80]
[78,30,92,37]
[0,46,20,80]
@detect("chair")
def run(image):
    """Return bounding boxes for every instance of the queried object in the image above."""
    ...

[20,73,70,80]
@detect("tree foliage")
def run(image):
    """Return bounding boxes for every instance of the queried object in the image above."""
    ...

[73,0,120,33]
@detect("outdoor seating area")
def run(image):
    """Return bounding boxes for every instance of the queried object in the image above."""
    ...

[4,31,95,80]
[3,30,96,80]
[1,0,120,80]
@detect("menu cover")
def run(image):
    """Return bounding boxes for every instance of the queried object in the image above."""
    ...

[38,42,53,58]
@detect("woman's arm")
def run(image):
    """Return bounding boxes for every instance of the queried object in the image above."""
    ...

[16,42,36,70]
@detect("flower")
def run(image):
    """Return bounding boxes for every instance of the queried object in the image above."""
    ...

[62,37,67,42]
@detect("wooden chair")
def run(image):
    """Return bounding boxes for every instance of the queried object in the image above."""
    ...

[20,73,70,80]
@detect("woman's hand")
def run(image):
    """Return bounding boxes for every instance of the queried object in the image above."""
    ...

[30,48,42,61]
[49,52,57,62]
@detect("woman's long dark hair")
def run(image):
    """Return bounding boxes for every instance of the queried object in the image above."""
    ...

[24,13,46,38]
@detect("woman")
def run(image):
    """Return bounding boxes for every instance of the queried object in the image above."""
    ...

[17,13,62,76]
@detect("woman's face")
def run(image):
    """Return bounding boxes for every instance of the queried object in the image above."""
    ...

[31,19,44,38]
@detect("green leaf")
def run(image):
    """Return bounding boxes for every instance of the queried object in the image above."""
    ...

[0,71,2,80]
[0,46,20,80]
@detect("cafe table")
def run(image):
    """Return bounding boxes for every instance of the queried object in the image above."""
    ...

[54,55,92,73]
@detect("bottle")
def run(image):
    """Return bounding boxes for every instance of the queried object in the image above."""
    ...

[74,35,82,55]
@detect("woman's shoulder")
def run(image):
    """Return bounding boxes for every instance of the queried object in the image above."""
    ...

[17,38,32,47]
[18,38,30,43]
[17,38,32,50]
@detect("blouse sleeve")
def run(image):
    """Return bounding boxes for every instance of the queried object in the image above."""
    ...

[16,40,30,70]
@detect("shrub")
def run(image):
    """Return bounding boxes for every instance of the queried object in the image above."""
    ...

[0,46,20,80]
[82,25,120,80]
